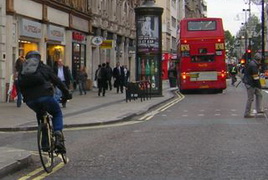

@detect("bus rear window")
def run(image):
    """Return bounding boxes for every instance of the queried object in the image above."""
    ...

[191,55,214,63]
[188,21,216,31]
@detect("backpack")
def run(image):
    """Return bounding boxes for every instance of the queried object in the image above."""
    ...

[19,58,46,88]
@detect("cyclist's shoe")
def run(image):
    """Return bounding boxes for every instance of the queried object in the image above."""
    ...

[54,131,66,153]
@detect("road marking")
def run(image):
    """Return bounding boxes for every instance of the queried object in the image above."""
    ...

[215,114,221,116]
[139,91,184,120]
[18,167,44,180]
[18,152,69,180]
[32,161,66,180]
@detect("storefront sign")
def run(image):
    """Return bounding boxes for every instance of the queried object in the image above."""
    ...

[20,19,42,39]
[72,31,86,42]
[100,40,113,49]
[48,25,65,42]
[91,36,103,46]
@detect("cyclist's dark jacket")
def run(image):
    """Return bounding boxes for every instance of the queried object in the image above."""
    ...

[243,59,261,88]
[18,62,69,102]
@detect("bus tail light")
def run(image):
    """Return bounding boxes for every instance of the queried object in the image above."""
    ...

[220,70,226,78]
[182,72,187,80]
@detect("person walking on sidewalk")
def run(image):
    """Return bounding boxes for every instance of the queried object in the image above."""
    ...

[242,52,263,118]
[54,59,71,108]
[97,63,108,96]
[106,62,113,91]
[18,51,72,152]
[113,62,124,93]
[76,66,88,95]
[14,56,25,107]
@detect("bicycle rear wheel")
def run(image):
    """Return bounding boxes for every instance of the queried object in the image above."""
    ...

[37,122,54,173]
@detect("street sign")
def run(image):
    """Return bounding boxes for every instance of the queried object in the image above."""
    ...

[91,36,103,46]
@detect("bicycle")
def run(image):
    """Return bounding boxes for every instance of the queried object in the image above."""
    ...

[37,110,67,173]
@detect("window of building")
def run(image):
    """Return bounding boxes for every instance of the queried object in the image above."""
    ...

[171,0,176,8]
[171,16,176,28]
[172,37,177,51]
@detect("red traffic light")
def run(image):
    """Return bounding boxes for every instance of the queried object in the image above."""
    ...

[246,49,251,53]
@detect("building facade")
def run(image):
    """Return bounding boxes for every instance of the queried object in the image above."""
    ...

[0,0,142,102]
[155,0,207,55]
[154,0,206,79]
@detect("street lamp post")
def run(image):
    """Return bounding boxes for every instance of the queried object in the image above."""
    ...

[261,0,265,71]
[243,8,250,61]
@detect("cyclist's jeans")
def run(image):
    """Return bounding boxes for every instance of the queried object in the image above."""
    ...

[26,96,63,131]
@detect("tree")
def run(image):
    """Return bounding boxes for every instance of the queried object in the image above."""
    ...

[235,14,262,56]
[225,30,235,58]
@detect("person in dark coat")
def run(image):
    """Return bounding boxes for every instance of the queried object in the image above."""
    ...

[76,66,88,95]
[97,63,108,96]
[14,56,25,107]
[113,62,124,93]
[243,53,263,118]
[106,62,113,91]
[18,51,71,153]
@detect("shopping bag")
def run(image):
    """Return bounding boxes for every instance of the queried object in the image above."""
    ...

[93,80,97,88]
[10,84,17,99]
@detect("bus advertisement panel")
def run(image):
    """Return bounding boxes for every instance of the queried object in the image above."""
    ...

[178,18,227,93]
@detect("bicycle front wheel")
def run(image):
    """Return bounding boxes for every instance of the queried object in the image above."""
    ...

[37,123,54,173]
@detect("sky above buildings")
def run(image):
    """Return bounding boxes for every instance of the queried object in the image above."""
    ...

[206,0,262,36]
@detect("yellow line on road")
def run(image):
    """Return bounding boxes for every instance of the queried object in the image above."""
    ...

[18,167,44,180]
[139,91,184,120]
[32,161,66,180]
[19,154,68,180]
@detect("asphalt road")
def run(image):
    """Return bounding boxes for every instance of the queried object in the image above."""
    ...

[4,84,268,180]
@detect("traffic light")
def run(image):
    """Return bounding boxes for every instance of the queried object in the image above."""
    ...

[246,49,252,60]
[240,59,246,64]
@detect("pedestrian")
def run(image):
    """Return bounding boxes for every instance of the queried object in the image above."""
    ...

[242,52,263,118]
[76,66,88,95]
[168,64,177,87]
[53,59,71,108]
[94,64,101,88]
[113,62,124,93]
[97,63,108,96]
[123,65,130,86]
[229,62,238,86]
[14,56,25,107]
[106,62,113,91]
[18,51,72,153]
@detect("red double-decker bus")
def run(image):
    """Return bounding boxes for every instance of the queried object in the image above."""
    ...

[177,17,227,93]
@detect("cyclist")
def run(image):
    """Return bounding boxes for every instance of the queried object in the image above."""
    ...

[18,51,71,152]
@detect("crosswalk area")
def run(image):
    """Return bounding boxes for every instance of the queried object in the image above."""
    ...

[163,108,266,119]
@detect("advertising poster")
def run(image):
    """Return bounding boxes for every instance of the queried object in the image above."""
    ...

[137,16,159,53]
[137,55,159,91]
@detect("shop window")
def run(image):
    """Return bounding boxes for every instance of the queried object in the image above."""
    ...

[47,44,65,68]
[18,40,38,57]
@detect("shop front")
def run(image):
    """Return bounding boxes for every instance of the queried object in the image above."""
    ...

[46,25,65,69]
[72,31,87,89]
[19,18,42,57]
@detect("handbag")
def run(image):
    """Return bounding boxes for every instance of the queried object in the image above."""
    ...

[93,80,97,88]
